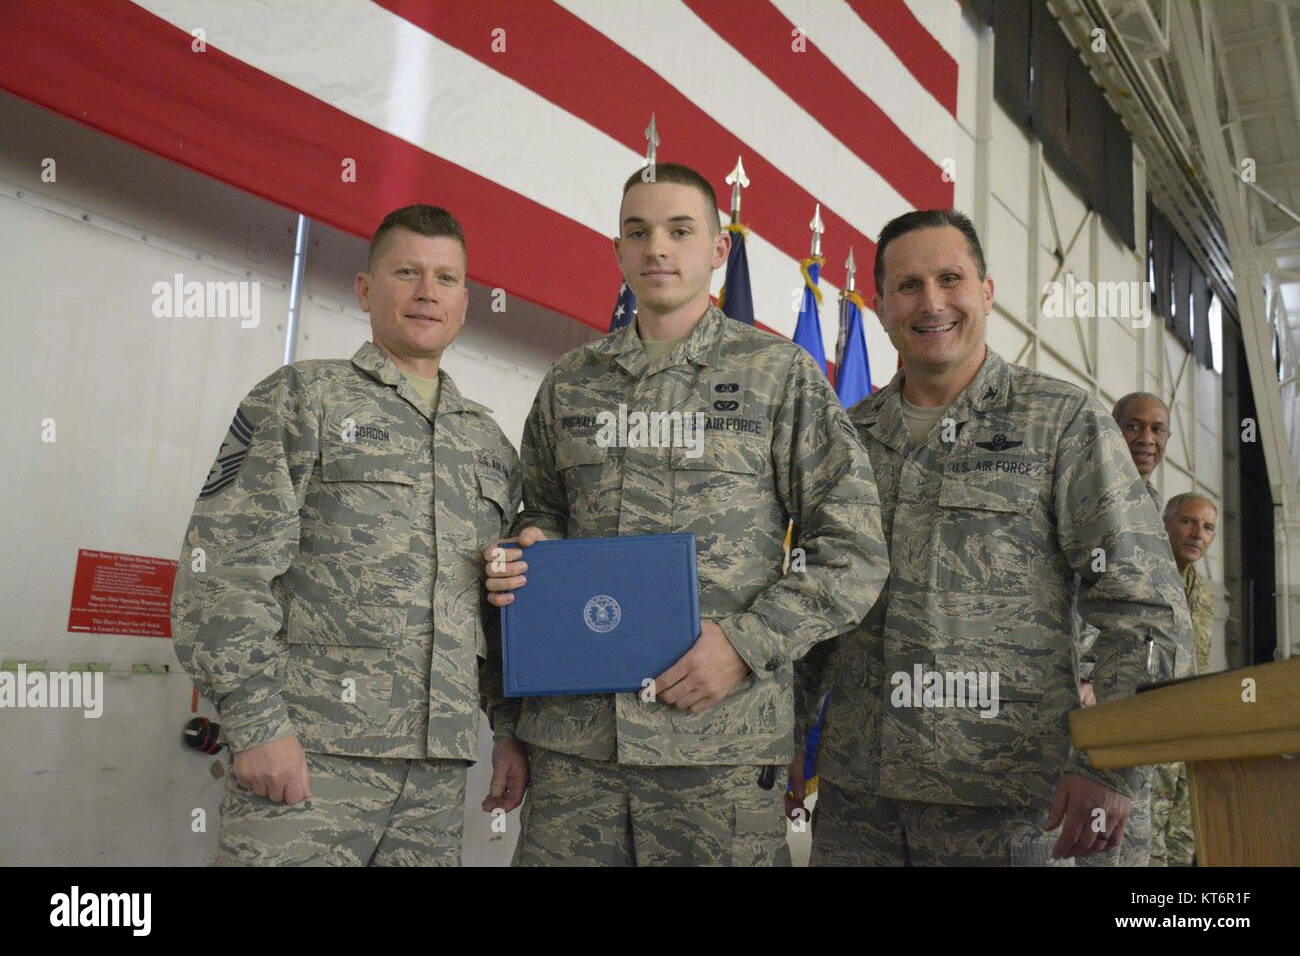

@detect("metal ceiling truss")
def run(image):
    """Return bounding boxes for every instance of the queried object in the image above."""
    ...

[1048,0,1299,655]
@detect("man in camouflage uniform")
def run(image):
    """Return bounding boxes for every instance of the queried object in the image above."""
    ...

[1077,391,1176,866]
[172,206,521,865]
[1149,492,1218,866]
[796,210,1193,866]
[483,164,889,866]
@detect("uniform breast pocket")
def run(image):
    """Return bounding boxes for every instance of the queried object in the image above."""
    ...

[669,434,767,543]
[935,462,1043,595]
[317,441,417,519]
[555,436,609,527]
[307,442,417,602]
[474,468,512,544]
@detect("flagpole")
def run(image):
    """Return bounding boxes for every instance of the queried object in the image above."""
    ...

[836,247,856,376]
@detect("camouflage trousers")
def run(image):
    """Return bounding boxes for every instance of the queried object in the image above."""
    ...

[1149,762,1195,866]
[1075,776,1151,867]
[212,751,467,866]
[513,746,791,867]
[809,779,1072,866]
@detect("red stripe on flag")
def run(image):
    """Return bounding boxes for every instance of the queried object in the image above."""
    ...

[0,0,620,331]
[377,0,879,297]
[682,0,953,213]
[846,0,958,115]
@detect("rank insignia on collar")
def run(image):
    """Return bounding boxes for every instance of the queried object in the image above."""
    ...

[974,433,1023,452]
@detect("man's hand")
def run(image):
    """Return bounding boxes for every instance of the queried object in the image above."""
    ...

[654,620,751,714]
[232,735,312,805]
[1078,679,1097,707]
[1044,771,1131,859]
[481,738,529,814]
[484,527,547,608]
[785,753,808,821]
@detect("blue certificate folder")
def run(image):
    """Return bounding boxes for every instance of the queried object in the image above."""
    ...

[501,533,700,697]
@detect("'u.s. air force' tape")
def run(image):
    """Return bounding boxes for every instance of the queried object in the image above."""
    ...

[200,409,253,498]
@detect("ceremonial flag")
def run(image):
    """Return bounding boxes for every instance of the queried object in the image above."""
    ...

[792,256,828,374]
[835,290,873,406]
[718,223,755,324]
[609,280,636,332]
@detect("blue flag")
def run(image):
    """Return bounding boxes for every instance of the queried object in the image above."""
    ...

[792,257,827,374]
[718,223,754,325]
[804,694,830,779]
[834,291,873,407]
[609,280,636,332]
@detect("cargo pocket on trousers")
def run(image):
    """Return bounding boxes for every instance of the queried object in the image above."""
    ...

[730,780,788,867]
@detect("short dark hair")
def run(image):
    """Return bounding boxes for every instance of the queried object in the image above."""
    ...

[367,205,466,270]
[621,163,721,235]
[873,208,986,294]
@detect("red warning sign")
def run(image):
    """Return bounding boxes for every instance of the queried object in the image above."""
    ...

[67,549,178,638]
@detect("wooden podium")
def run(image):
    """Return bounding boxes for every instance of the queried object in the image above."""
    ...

[1070,655,1300,865]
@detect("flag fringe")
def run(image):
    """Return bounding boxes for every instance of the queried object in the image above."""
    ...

[800,256,824,306]
[840,289,867,312]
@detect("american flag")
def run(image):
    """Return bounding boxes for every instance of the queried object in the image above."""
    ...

[0,0,960,369]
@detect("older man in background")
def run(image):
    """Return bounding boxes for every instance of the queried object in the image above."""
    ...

[1149,492,1218,866]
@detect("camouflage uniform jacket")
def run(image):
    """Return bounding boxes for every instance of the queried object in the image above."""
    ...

[1183,563,1214,674]
[1075,481,1167,681]
[806,349,1193,806]
[509,305,889,766]
[172,342,521,760]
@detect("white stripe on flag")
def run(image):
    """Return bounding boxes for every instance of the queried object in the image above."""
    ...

[558,0,917,243]
[133,0,635,237]
[905,0,963,59]
[770,0,960,162]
